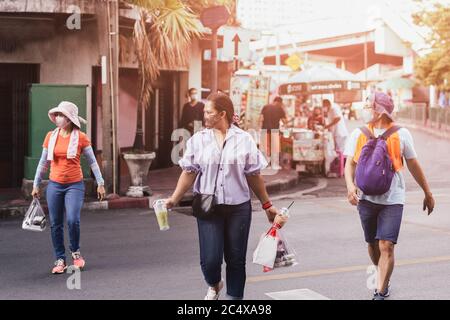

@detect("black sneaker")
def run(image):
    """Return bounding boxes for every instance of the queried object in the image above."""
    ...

[372,293,385,300]
[374,281,391,298]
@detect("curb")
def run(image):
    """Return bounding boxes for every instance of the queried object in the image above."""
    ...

[0,172,305,219]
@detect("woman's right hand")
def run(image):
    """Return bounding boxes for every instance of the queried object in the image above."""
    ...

[347,184,359,206]
[165,197,177,209]
[31,187,40,199]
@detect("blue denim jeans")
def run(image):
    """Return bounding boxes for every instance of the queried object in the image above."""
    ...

[46,180,85,261]
[196,200,252,300]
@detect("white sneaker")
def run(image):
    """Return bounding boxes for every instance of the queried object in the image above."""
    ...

[204,280,224,300]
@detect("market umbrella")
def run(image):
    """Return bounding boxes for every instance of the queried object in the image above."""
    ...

[278,65,363,95]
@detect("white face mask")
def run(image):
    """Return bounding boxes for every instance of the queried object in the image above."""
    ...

[190,94,198,101]
[361,108,374,124]
[55,115,69,128]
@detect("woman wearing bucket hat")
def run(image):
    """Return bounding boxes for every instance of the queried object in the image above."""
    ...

[31,101,106,274]
[344,92,435,300]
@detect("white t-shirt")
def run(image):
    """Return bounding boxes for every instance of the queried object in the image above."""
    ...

[344,127,418,205]
[328,104,349,139]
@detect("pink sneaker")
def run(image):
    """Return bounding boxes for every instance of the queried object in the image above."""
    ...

[51,259,67,274]
[71,251,85,270]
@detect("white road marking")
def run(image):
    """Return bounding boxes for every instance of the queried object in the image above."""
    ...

[265,288,330,300]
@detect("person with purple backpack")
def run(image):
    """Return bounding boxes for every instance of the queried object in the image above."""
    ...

[344,92,435,300]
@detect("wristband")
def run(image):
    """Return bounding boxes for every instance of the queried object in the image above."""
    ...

[262,201,273,210]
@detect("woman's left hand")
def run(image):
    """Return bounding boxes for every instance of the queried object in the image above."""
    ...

[265,206,279,223]
[97,185,106,201]
[265,206,288,228]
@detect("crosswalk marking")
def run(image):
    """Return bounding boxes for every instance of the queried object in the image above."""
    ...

[266,288,330,300]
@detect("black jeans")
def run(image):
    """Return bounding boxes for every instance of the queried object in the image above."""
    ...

[196,200,252,299]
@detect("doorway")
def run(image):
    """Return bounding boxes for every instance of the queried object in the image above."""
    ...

[0,63,39,188]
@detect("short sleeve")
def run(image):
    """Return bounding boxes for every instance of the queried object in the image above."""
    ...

[43,132,52,148]
[400,129,418,159]
[261,105,266,116]
[178,136,201,173]
[331,105,342,118]
[280,106,287,119]
[79,132,92,150]
[343,128,361,157]
[244,135,268,175]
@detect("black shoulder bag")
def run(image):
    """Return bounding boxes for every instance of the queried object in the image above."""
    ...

[192,141,226,219]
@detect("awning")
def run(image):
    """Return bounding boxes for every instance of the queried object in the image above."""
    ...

[278,65,364,95]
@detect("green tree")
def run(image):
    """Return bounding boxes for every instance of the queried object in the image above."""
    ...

[413,1,450,90]
[125,0,202,151]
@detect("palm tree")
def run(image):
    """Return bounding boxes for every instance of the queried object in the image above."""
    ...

[125,0,202,151]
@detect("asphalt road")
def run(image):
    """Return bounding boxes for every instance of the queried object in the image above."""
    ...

[1,121,449,300]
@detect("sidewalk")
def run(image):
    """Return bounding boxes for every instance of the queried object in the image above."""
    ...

[398,120,450,140]
[0,166,315,219]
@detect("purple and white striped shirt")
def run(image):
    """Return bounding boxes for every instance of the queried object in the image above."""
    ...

[179,125,268,205]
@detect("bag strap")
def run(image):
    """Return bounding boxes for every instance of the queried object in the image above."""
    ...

[380,125,402,140]
[212,140,227,195]
[359,126,375,139]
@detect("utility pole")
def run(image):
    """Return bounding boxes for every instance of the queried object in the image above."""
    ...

[97,1,113,194]
[97,0,120,195]
[110,0,120,194]
[211,27,218,94]
[200,6,230,95]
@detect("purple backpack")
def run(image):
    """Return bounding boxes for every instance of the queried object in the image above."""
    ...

[355,126,401,196]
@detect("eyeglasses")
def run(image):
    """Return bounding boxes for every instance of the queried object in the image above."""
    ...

[363,98,373,110]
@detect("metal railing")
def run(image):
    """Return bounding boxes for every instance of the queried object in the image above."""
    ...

[396,105,450,132]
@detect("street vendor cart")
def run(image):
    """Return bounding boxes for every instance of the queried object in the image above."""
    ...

[278,65,364,176]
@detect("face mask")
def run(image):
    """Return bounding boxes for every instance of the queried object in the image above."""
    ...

[190,94,198,101]
[205,111,225,128]
[361,108,374,124]
[55,115,69,128]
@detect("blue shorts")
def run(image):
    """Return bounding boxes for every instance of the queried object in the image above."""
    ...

[357,200,404,244]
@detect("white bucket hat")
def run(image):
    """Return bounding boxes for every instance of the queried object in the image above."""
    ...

[48,101,87,128]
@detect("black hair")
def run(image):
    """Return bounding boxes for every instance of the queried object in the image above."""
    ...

[322,99,331,107]
[188,88,197,94]
[273,96,283,103]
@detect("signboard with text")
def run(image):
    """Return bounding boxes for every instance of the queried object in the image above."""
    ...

[246,76,270,130]
[279,81,363,95]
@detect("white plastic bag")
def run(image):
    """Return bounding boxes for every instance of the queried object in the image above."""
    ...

[22,198,47,232]
[252,226,278,270]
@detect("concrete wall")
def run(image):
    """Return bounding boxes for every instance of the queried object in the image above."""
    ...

[0,0,96,13]
[0,19,101,145]
[0,14,203,150]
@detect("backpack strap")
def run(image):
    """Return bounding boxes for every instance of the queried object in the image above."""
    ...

[359,126,375,139]
[380,125,402,140]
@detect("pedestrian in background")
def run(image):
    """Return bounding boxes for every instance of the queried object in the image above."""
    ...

[166,93,287,300]
[323,99,349,152]
[180,88,205,135]
[32,101,105,274]
[259,96,288,169]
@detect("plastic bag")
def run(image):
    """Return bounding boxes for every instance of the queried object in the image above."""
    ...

[252,225,278,270]
[272,230,298,269]
[22,198,47,232]
[253,224,298,273]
